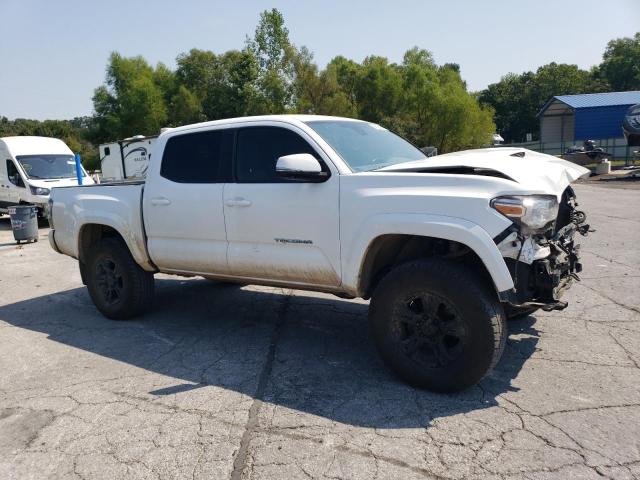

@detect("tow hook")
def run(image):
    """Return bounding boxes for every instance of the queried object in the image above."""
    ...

[509,300,569,312]
[541,300,568,312]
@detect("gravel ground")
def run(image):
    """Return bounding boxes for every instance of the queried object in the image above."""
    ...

[0,183,638,480]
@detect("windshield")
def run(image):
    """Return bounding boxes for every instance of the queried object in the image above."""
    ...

[305,120,426,172]
[16,154,85,179]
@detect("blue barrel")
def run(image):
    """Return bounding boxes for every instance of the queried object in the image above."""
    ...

[8,205,39,243]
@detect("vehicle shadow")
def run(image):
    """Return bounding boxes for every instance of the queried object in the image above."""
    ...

[0,278,540,428]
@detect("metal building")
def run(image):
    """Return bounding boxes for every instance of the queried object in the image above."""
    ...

[537,91,640,144]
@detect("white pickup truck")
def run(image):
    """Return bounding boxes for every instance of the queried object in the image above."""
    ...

[48,115,591,392]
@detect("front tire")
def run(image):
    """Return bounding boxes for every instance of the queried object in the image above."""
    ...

[85,238,154,320]
[369,258,507,392]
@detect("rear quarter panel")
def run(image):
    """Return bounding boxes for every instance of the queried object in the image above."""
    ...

[50,183,154,270]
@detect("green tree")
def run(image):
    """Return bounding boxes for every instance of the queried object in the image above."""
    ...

[355,56,403,123]
[328,56,361,112]
[247,8,296,113]
[175,48,218,106]
[396,51,493,151]
[170,85,203,125]
[292,47,355,116]
[175,48,261,119]
[599,32,640,91]
[207,50,261,118]
[91,53,168,142]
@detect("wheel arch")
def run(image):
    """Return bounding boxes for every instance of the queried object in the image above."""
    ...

[76,222,155,272]
[347,215,514,298]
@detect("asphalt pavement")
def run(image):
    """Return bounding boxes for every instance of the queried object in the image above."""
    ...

[0,182,638,479]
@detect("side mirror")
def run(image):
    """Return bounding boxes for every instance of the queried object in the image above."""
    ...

[276,153,328,182]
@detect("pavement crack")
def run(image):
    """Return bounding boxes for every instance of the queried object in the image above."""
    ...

[230,291,291,480]
[608,331,640,369]
[577,283,640,315]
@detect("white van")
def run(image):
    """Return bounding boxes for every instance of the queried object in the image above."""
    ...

[0,136,94,215]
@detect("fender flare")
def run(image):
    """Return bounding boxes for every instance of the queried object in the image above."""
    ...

[344,213,514,296]
[75,213,155,271]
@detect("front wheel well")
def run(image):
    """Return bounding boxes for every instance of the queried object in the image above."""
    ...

[358,234,495,299]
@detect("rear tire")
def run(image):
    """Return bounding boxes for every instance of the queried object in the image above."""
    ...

[85,238,154,320]
[369,258,507,392]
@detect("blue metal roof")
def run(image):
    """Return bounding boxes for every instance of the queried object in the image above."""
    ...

[554,91,640,108]
[538,91,640,116]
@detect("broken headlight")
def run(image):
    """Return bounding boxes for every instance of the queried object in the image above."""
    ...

[491,195,559,232]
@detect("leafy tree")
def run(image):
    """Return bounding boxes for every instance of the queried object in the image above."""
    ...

[599,32,640,91]
[170,85,203,125]
[91,53,168,142]
[355,56,404,123]
[207,50,261,118]
[175,48,261,119]
[153,62,179,107]
[292,47,355,116]
[247,8,296,113]
[327,56,361,112]
[175,48,218,106]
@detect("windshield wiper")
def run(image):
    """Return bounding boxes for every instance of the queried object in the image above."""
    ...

[365,162,402,172]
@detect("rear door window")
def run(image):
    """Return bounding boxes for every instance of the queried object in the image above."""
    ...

[161,129,233,183]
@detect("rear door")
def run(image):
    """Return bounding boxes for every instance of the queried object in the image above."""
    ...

[223,125,341,287]
[143,128,233,274]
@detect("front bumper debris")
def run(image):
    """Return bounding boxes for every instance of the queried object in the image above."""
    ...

[498,187,590,311]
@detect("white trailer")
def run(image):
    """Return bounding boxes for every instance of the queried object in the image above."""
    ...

[99,135,157,182]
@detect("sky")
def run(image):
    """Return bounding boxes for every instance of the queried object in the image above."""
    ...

[1,0,638,120]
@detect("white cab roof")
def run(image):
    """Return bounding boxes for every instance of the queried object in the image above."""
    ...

[0,136,74,157]
[161,115,365,136]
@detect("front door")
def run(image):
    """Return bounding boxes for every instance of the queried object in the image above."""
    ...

[224,125,341,287]
[143,128,233,275]
[0,159,24,209]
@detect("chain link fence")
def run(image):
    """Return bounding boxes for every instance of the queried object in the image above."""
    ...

[506,137,638,165]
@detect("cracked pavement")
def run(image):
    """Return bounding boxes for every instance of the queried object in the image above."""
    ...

[0,182,639,479]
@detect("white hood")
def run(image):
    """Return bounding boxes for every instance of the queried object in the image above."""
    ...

[28,176,95,189]
[379,148,590,194]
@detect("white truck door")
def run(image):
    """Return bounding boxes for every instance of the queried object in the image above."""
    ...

[143,128,233,275]
[224,125,341,287]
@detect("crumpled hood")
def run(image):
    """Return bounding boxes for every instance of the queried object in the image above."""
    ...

[379,147,590,194]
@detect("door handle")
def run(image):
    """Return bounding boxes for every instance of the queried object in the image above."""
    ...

[225,197,252,207]
[150,197,171,206]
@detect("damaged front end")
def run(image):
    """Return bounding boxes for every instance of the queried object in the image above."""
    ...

[496,187,591,312]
